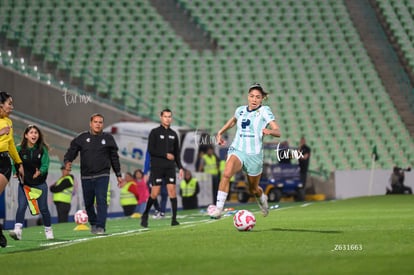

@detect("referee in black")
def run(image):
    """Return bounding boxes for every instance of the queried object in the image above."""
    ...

[141,108,184,227]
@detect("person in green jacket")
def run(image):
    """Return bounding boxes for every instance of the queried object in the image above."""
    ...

[9,125,54,240]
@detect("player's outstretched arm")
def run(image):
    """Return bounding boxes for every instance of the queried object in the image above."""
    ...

[263,120,281,138]
[216,117,237,145]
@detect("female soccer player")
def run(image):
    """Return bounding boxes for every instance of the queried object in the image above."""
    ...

[210,84,281,218]
[0,91,24,247]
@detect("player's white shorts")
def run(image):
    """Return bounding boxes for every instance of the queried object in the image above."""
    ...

[227,147,263,176]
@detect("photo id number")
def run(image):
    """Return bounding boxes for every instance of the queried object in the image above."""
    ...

[332,244,363,251]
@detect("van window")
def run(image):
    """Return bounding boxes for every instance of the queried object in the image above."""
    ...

[183,148,195,164]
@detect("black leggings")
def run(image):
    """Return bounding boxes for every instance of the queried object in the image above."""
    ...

[0,155,12,180]
[54,201,71,223]
[123,205,136,216]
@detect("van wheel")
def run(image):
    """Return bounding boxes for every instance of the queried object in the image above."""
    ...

[237,191,250,203]
[268,188,282,202]
[294,189,305,202]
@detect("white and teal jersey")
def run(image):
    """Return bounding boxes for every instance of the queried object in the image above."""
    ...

[230,105,275,155]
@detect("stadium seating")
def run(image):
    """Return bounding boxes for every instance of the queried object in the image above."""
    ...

[375,0,414,108]
[376,0,414,56]
[0,0,413,172]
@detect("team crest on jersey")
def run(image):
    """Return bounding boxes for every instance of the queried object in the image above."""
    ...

[169,135,175,139]
[86,138,90,143]
[160,135,165,139]
[241,119,251,129]
[101,139,106,145]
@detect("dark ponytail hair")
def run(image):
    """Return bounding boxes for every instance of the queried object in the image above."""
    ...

[248,83,268,99]
[0,91,11,104]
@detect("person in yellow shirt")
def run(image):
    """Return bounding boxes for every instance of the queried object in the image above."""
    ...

[0,91,24,248]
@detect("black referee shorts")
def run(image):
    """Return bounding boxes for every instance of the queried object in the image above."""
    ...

[151,167,176,186]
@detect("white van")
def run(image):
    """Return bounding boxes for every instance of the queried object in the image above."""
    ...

[104,121,213,171]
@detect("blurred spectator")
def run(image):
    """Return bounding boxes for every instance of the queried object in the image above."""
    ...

[120,172,139,216]
[277,141,291,164]
[298,137,311,187]
[50,165,74,223]
[179,170,200,210]
[195,150,205,172]
[386,166,412,194]
[134,169,150,215]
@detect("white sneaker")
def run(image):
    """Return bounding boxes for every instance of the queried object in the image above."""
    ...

[9,223,23,240]
[9,229,22,240]
[258,194,269,217]
[153,212,165,220]
[209,207,222,219]
[45,227,54,240]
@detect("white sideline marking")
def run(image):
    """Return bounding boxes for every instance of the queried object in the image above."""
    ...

[41,229,147,248]
[40,204,312,250]
[41,218,213,250]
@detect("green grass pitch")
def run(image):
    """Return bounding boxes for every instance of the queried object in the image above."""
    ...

[1,195,413,275]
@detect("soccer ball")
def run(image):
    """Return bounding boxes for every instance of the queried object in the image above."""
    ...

[233,210,256,231]
[207,204,217,216]
[74,210,88,225]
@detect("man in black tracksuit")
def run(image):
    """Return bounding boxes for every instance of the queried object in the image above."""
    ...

[64,113,123,234]
[141,108,184,227]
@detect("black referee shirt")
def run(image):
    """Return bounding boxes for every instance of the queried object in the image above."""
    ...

[147,125,183,170]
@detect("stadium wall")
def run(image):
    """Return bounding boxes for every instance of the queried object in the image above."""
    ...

[0,65,139,133]
[335,169,414,199]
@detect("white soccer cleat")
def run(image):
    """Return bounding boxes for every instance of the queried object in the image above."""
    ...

[258,194,269,217]
[45,227,54,240]
[9,229,22,241]
[209,207,222,219]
